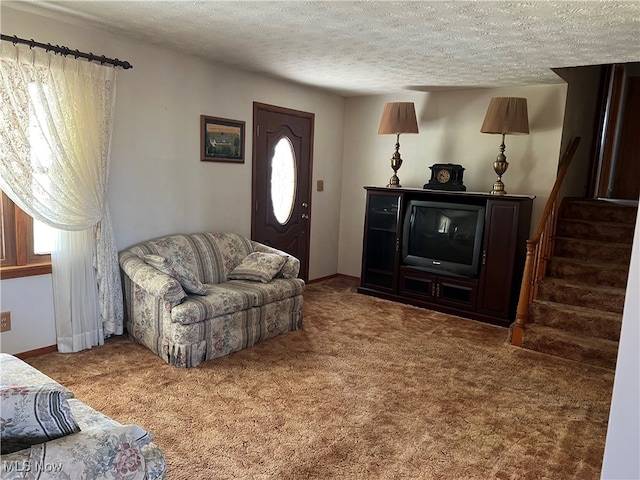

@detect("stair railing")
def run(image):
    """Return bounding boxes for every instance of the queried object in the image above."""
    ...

[511,137,581,346]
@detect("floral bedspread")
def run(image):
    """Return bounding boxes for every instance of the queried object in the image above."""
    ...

[0,355,166,480]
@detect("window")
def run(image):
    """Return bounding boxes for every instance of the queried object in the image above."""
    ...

[1,83,57,279]
[1,191,53,279]
[270,136,296,225]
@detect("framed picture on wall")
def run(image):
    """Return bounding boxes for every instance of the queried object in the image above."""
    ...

[200,115,245,163]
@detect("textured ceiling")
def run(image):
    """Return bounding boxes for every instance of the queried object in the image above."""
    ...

[10,1,640,96]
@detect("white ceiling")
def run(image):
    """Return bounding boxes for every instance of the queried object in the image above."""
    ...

[10,1,640,96]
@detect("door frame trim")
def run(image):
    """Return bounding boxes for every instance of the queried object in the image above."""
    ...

[251,102,315,281]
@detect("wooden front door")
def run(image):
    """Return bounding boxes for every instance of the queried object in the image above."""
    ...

[252,103,314,281]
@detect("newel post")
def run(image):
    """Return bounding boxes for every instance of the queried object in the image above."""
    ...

[512,240,537,346]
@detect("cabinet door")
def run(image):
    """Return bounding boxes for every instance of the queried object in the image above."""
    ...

[360,192,402,291]
[399,268,437,301]
[477,200,519,318]
[399,268,477,309]
[436,277,478,310]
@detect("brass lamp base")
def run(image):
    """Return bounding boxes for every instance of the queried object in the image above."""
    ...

[388,174,401,188]
[387,137,403,188]
[490,137,509,195]
[491,177,507,195]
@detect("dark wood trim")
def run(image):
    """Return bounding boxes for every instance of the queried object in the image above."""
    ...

[15,202,29,265]
[1,193,17,265]
[308,273,360,284]
[0,192,52,277]
[14,344,58,359]
[1,263,52,279]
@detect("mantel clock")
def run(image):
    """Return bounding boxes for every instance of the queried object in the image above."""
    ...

[424,163,466,191]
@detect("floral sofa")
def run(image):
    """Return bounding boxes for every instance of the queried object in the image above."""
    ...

[0,353,165,479]
[119,232,305,368]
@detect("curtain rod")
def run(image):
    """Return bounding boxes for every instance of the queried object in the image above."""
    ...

[0,34,133,70]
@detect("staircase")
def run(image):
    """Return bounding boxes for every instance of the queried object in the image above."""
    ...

[519,198,637,370]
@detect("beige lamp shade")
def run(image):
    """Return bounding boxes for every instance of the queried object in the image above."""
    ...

[378,102,419,135]
[480,97,529,135]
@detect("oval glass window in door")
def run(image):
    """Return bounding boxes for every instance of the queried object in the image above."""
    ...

[271,136,297,225]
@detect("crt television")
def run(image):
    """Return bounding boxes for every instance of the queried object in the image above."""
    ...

[402,200,486,277]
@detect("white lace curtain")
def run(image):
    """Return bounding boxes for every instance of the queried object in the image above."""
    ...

[0,42,123,352]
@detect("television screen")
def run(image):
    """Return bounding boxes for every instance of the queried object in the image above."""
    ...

[402,201,485,277]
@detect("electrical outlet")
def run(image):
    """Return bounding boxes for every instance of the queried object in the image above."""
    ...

[1,312,11,332]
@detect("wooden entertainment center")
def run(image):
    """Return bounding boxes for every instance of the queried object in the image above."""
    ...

[358,187,534,327]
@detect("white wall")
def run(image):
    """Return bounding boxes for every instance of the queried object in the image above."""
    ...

[0,4,345,354]
[338,84,568,277]
[601,206,640,480]
[0,275,56,355]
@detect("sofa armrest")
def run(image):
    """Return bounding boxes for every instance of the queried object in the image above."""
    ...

[119,250,186,304]
[250,241,300,279]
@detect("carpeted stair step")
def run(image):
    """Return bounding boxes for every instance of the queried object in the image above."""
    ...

[553,237,632,265]
[536,278,627,314]
[547,256,629,288]
[529,299,622,341]
[516,197,634,369]
[561,199,638,225]
[555,218,636,243]
[521,324,619,370]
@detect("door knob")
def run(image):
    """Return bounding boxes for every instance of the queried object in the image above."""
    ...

[302,202,308,208]
[301,213,309,219]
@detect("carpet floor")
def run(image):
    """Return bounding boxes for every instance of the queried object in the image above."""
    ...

[26,277,615,479]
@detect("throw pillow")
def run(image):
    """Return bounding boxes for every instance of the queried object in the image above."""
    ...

[144,254,207,295]
[228,252,287,283]
[25,424,152,480]
[0,385,81,454]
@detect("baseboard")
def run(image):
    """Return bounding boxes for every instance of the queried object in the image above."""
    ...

[14,345,58,359]
[308,273,360,284]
